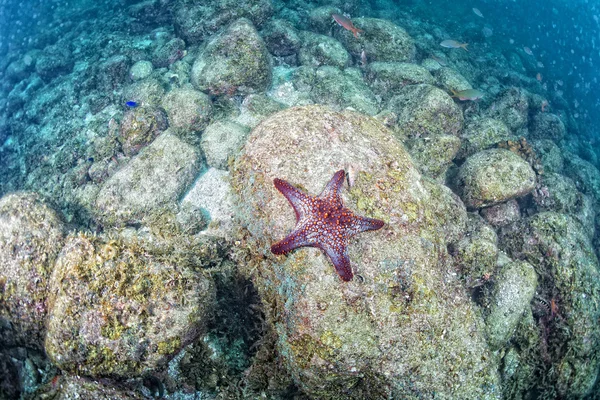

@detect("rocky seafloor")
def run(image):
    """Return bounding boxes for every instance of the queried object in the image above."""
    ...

[0,0,599,399]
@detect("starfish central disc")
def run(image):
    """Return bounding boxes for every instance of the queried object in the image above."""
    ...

[271,170,384,281]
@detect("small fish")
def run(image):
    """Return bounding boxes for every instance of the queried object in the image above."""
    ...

[125,101,138,108]
[541,100,548,112]
[332,14,363,38]
[440,40,468,52]
[523,46,533,56]
[537,61,544,68]
[536,73,542,81]
[472,8,484,17]
[360,49,367,67]
[451,88,484,101]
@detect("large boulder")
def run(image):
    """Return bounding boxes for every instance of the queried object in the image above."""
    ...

[498,212,600,398]
[191,18,272,96]
[455,148,536,209]
[0,193,65,349]
[334,18,416,63]
[387,84,464,139]
[44,233,216,377]
[230,105,499,398]
[95,131,201,226]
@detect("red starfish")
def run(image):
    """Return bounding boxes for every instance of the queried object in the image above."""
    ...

[271,170,385,281]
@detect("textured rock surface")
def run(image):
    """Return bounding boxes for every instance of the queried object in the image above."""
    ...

[45,234,216,377]
[387,84,464,139]
[191,18,272,96]
[0,193,65,349]
[201,120,250,170]
[498,212,600,398]
[95,132,201,226]
[456,148,536,209]
[457,118,513,159]
[161,88,213,133]
[484,259,537,350]
[230,105,499,399]
[365,62,435,100]
[298,32,350,68]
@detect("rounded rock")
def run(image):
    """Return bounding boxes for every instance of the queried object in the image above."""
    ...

[44,234,216,377]
[456,148,536,209]
[161,88,213,132]
[0,193,65,349]
[118,106,169,156]
[129,60,154,81]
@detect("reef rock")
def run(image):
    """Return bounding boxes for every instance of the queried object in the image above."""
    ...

[387,83,464,139]
[191,18,272,96]
[231,105,500,399]
[334,18,416,63]
[498,212,600,398]
[455,148,536,209]
[95,131,201,226]
[44,234,216,377]
[0,193,65,349]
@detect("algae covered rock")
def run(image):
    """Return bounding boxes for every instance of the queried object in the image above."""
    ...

[529,113,566,141]
[0,193,65,349]
[405,134,460,179]
[452,213,498,279]
[530,139,563,174]
[191,18,272,96]
[457,117,513,159]
[129,60,153,81]
[484,259,537,350]
[261,19,301,57]
[310,66,379,115]
[44,233,216,377]
[387,83,464,139]
[298,31,350,68]
[563,153,600,203]
[480,199,521,228]
[365,62,434,100]
[118,106,168,156]
[95,131,201,226]
[201,120,250,170]
[151,38,185,68]
[161,88,213,133]
[32,374,145,399]
[455,148,536,209]
[122,78,165,108]
[334,17,416,63]
[231,105,499,399]
[485,87,529,131]
[498,212,600,398]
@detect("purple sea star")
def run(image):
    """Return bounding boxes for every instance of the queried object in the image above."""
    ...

[271,169,384,281]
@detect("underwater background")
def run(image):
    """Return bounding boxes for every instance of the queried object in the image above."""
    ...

[1,0,600,399]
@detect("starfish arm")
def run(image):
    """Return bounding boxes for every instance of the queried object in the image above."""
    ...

[274,178,312,221]
[319,170,346,205]
[319,242,353,281]
[350,215,385,234]
[271,228,312,255]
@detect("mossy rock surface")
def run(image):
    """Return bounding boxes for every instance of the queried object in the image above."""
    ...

[457,118,513,159]
[334,17,416,63]
[484,259,537,350]
[95,131,201,226]
[32,374,145,399]
[387,84,464,139]
[230,105,499,399]
[298,31,350,68]
[365,62,434,100]
[118,106,168,156]
[453,213,498,279]
[405,134,460,179]
[191,18,272,96]
[563,153,600,203]
[44,233,216,377]
[529,113,566,141]
[456,148,536,209]
[161,88,213,133]
[0,193,65,349]
[498,212,600,398]
[485,87,529,131]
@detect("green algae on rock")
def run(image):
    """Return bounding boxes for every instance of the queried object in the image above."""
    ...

[95,131,201,226]
[457,118,514,160]
[118,106,168,156]
[365,62,435,100]
[0,192,65,349]
[44,233,217,377]
[230,105,499,399]
[484,259,537,350]
[334,18,416,63]
[452,213,498,280]
[298,31,350,68]
[455,148,536,209]
[387,83,464,139]
[191,18,272,96]
[405,134,461,180]
[498,212,600,398]
[161,88,213,134]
